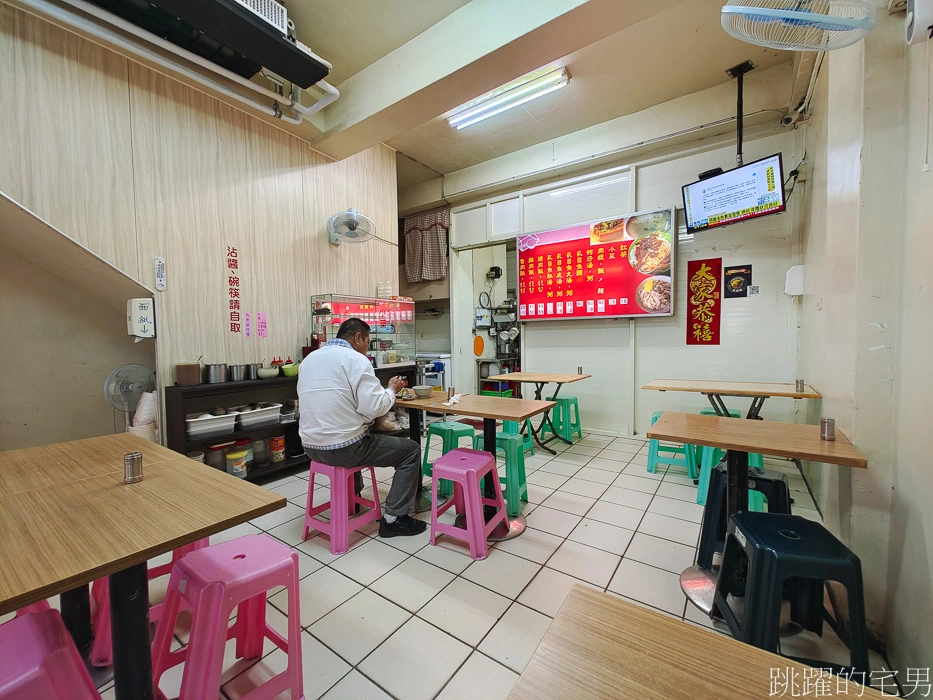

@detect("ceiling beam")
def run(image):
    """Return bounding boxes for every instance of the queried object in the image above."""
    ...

[309,0,682,160]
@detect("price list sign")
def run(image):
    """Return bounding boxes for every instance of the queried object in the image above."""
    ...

[517,208,676,321]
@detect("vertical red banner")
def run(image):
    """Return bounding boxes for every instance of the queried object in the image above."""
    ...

[686,258,722,345]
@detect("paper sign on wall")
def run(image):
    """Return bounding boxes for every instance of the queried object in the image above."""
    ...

[245,312,251,338]
[226,245,241,333]
[257,312,268,339]
[724,264,753,299]
[686,258,722,346]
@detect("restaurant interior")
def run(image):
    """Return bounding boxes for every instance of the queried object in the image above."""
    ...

[0,0,930,698]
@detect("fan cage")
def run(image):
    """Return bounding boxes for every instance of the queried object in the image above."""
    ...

[329,210,376,244]
[722,0,875,51]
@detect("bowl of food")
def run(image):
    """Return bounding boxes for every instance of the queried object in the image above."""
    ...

[412,385,434,398]
[635,276,673,315]
[624,210,672,241]
[281,363,299,377]
[628,231,672,275]
[257,367,279,380]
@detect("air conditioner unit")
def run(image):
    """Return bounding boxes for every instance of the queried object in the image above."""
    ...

[85,0,329,88]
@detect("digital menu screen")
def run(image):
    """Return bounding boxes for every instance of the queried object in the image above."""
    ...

[517,207,676,322]
[682,154,785,233]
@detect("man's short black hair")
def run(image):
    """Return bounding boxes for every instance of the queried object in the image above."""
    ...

[336,317,370,341]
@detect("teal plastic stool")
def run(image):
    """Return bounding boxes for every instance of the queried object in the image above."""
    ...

[423,422,475,497]
[472,433,529,517]
[541,396,583,441]
[696,407,764,506]
[503,419,535,455]
[647,411,698,479]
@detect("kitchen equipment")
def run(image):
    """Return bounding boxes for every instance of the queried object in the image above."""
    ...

[247,363,261,380]
[229,364,249,382]
[820,418,836,441]
[235,402,282,429]
[205,363,227,384]
[270,436,286,462]
[257,367,279,379]
[185,412,237,440]
[175,363,201,386]
[281,363,299,377]
[252,438,271,466]
[226,450,248,478]
[124,452,143,484]
[412,385,434,398]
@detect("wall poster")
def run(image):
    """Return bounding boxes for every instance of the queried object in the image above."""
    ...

[686,258,722,346]
[724,264,753,299]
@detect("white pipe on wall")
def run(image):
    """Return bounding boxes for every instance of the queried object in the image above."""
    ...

[12,0,334,124]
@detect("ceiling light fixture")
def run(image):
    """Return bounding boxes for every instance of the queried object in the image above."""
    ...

[448,67,570,130]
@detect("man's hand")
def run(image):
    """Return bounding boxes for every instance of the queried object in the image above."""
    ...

[388,376,406,393]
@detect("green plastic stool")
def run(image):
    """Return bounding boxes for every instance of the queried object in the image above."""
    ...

[541,395,583,441]
[647,411,698,479]
[422,421,475,497]
[696,407,764,506]
[503,419,535,456]
[472,433,528,517]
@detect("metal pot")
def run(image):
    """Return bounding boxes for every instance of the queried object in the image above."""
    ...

[228,364,249,382]
[204,363,227,383]
[246,363,260,380]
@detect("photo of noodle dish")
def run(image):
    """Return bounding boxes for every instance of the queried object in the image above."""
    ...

[636,276,672,315]
[628,231,672,275]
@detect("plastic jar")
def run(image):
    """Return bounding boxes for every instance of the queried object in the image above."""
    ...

[204,444,227,470]
[226,450,248,478]
[234,438,254,468]
[252,438,270,466]
[186,451,205,463]
[270,436,286,463]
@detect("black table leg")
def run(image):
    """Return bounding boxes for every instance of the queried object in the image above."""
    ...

[726,450,749,520]
[110,563,153,700]
[407,406,449,513]
[529,382,570,454]
[60,584,93,652]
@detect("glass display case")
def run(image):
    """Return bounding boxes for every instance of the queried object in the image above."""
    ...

[310,294,416,369]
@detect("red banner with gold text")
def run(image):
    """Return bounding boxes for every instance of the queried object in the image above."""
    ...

[686,258,722,345]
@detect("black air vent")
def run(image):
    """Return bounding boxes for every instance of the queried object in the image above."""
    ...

[87,0,329,88]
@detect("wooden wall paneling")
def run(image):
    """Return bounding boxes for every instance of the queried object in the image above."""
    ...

[0,5,138,276]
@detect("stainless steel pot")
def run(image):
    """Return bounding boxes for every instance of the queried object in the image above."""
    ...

[246,363,260,380]
[229,364,249,382]
[204,363,227,383]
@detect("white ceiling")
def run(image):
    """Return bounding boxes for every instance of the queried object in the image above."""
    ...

[286,0,472,85]
[389,0,791,186]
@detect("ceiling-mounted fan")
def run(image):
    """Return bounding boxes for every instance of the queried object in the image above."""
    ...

[721,0,876,51]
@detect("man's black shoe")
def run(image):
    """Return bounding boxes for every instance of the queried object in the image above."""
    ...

[379,515,428,538]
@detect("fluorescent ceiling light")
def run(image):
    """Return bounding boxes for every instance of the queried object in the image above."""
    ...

[549,175,631,198]
[448,68,570,130]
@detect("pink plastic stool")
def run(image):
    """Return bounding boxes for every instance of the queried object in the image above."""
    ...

[430,448,507,561]
[303,462,382,555]
[13,601,52,618]
[150,534,302,700]
[89,537,209,667]
[0,609,101,699]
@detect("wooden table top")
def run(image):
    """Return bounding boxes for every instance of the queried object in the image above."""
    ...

[485,372,591,385]
[642,378,821,400]
[647,413,867,468]
[510,585,882,700]
[400,393,555,422]
[0,434,285,614]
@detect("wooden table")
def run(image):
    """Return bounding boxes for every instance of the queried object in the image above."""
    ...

[0,433,285,700]
[642,379,821,419]
[486,372,591,453]
[510,585,883,699]
[402,393,555,541]
[647,413,866,615]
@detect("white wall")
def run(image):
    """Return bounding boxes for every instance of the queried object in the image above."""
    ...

[515,131,800,435]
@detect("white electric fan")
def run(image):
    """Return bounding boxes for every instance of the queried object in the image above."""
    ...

[328,208,376,246]
[104,363,156,430]
[721,0,876,51]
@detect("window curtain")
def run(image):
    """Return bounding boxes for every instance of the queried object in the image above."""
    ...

[404,206,450,283]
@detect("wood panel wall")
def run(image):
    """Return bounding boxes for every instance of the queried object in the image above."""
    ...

[0,6,398,394]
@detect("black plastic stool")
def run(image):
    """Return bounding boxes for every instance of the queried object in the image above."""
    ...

[712,512,870,675]
[696,466,791,570]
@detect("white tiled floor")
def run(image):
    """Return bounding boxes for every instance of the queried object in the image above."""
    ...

[58,433,891,700]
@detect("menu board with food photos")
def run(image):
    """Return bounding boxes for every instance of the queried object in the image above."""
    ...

[517,207,675,321]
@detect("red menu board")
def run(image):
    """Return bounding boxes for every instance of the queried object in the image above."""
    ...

[517,208,676,321]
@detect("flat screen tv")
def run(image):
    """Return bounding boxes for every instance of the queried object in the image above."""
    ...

[682,153,786,234]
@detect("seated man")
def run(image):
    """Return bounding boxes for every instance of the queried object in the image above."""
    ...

[298,317,427,538]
